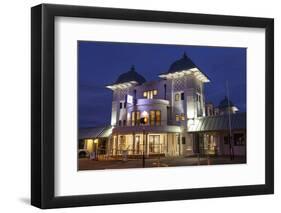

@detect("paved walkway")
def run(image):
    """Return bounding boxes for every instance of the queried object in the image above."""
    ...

[78,156,246,170]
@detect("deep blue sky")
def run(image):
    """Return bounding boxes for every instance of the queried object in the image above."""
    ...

[78,41,246,128]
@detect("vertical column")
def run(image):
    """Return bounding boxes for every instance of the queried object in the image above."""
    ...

[178,133,182,156]
[107,137,111,157]
[146,134,149,157]
[166,133,169,155]
[115,134,119,156]
[132,133,135,155]
[171,133,174,156]
[183,76,188,129]
[201,83,205,116]
[171,79,174,124]
[83,139,87,150]
[116,90,120,126]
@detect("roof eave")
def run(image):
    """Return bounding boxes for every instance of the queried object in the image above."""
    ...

[158,68,210,83]
[106,81,138,90]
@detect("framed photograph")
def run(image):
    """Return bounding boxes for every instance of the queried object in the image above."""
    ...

[31,4,274,209]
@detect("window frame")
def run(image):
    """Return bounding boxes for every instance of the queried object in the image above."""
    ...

[175,93,180,101]
[181,92,184,100]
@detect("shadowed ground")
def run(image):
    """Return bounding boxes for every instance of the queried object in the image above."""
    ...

[78,156,246,171]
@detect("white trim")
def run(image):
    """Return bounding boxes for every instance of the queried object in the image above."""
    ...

[159,68,210,82]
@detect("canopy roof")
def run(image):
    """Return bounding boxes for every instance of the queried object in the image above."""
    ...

[79,125,112,139]
[188,112,246,132]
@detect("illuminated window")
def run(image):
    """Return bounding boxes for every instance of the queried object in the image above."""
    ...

[156,110,161,126]
[136,111,140,125]
[143,90,158,99]
[147,91,153,99]
[181,113,185,121]
[153,90,158,95]
[135,136,141,154]
[148,110,161,126]
[131,111,140,126]
[143,92,147,97]
[175,94,180,101]
[131,111,135,126]
[119,136,126,150]
[175,114,179,121]
[149,135,160,153]
[149,110,155,126]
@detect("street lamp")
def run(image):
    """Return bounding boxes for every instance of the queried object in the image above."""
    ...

[140,114,148,168]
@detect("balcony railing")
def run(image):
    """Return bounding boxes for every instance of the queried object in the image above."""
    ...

[119,119,175,127]
[126,98,170,108]
[116,119,186,128]
[112,122,182,134]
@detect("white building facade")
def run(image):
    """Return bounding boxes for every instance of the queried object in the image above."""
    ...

[79,53,246,159]
[105,53,210,157]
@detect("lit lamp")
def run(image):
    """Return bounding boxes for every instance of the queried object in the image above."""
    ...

[140,111,149,168]
[140,117,148,125]
[141,110,148,118]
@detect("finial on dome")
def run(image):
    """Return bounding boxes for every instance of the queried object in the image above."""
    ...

[130,65,135,72]
[183,52,187,59]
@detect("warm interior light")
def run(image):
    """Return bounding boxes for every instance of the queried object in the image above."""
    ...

[94,139,99,144]
[85,139,94,152]
[153,90,157,95]
[175,93,180,101]
[144,117,148,123]
[181,114,185,121]
[143,91,147,97]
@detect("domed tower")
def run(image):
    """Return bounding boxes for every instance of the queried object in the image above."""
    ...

[218,96,239,115]
[159,52,210,126]
[106,66,146,126]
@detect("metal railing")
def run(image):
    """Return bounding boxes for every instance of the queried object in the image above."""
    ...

[117,119,184,127]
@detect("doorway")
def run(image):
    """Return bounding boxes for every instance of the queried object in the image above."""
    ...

[149,135,161,154]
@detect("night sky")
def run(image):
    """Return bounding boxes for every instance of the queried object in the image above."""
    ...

[78,41,246,128]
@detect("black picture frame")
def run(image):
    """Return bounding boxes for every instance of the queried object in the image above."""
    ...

[31,3,274,209]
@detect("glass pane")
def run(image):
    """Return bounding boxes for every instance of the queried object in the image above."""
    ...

[136,111,140,125]
[143,91,147,97]
[150,110,155,126]
[156,110,161,126]
[131,111,135,126]
[153,90,157,95]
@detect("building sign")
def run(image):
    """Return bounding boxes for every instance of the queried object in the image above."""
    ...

[127,95,133,104]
